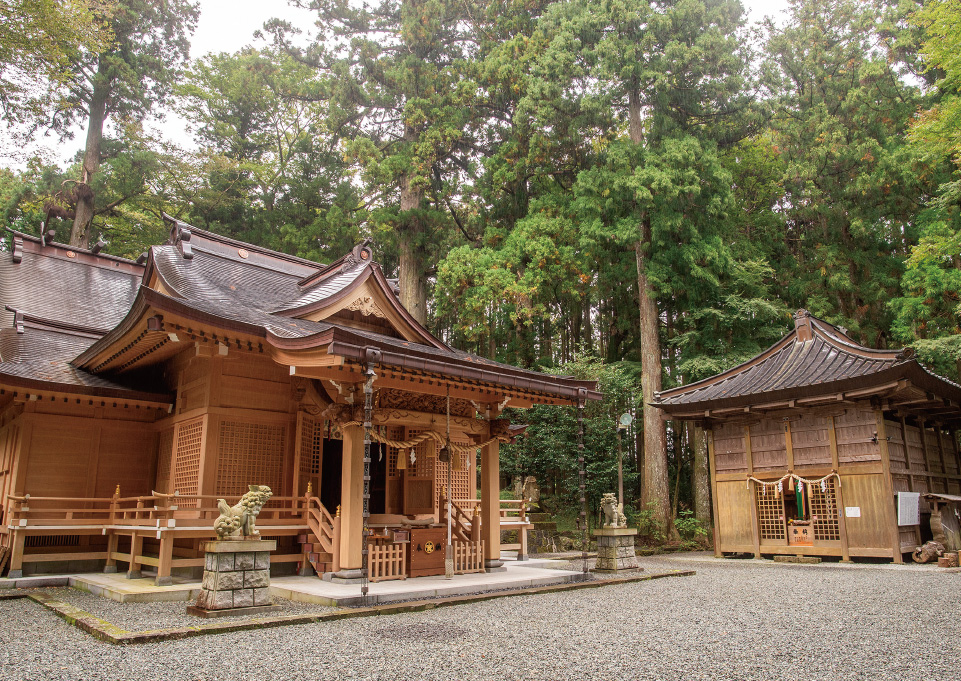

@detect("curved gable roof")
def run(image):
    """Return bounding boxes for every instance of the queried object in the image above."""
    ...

[655,310,961,415]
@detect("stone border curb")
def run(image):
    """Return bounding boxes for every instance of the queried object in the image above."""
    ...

[2,570,694,645]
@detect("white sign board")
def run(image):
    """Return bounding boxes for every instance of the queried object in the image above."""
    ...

[845,507,861,518]
[897,491,921,526]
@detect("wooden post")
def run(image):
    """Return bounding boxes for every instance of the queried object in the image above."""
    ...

[331,507,342,573]
[471,504,481,542]
[827,415,851,562]
[875,411,903,564]
[7,529,25,579]
[783,419,795,472]
[155,531,174,586]
[744,425,761,559]
[104,485,120,573]
[480,438,501,568]
[127,533,143,579]
[707,427,722,558]
[336,424,365,575]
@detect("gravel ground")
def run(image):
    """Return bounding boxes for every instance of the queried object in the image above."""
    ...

[37,588,338,632]
[2,554,960,681]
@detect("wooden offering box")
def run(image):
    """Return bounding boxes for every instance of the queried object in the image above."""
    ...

[788,523,812,546]
[406,527,447,577]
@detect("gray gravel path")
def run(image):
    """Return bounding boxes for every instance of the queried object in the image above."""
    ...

[2,554,960,681]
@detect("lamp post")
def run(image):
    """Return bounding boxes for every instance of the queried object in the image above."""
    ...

[617,413,632,509]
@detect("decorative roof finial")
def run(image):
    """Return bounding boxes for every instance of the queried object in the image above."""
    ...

[793,309,813,342]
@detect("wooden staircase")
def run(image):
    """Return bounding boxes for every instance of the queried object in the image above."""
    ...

[297,496,340,576]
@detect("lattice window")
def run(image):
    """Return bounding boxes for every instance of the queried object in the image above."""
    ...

[409,430,435,478]
[155,428,174,494]
[808,478,840,541]
[755,483,785,541]
[299,417,322,477]
[173,418,204,495]
[434,451,472,506]
[386,426,404,477]
[216,421,286,498]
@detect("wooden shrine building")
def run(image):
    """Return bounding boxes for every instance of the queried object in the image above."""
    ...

[655,310,961,563]
[0,218,598,583]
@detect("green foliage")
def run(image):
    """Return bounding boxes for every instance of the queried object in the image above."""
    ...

[0,0,114,139]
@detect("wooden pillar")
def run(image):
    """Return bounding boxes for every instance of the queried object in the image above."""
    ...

[336,424,365,574]
[875,411,903,564]
[707,427,722,558]
[827,415,851,562]
[7,530,25,579]
[127,533,143,579]
[480,439,502,568]
[783,419,795,471]
[155,532,174,586]
[744,425,761,559]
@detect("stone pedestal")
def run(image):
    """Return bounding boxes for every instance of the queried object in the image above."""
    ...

[187,539,283,618]
[592,527,640,572]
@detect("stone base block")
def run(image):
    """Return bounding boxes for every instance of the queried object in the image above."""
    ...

[592,527,639,572]
[773,555,821,564]
[186,604,284,619]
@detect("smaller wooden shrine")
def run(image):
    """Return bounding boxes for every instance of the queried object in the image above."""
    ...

[655,310,961,563]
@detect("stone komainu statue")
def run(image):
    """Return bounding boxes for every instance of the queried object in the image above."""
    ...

[214,485,273,539]
[600,492,627,529]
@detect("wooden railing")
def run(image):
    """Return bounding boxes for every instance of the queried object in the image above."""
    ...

[302,495,340,573]
[368,540,406,582]
[1,491,319,584]
[450,498,528,524]
[441,494,479,543]
[453,539,485,574]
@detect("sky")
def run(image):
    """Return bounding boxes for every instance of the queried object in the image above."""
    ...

[8,0,794,168]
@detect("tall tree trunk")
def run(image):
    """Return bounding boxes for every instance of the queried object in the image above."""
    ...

[398,173,428,325]
[636,231,672,538]
[629,84,674,540]
[70,64,109,249]
[692,424,711,527]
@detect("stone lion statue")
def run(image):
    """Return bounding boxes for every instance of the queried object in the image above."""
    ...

[600,492,627,529]
[214,485,273,539]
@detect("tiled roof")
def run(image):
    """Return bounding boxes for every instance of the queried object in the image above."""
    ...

[655,311,961,413]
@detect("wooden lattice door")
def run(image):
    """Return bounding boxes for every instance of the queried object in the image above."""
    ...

[403,430,435,515]
[294,413,323,498]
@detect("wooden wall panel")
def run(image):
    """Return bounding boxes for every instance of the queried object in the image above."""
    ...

[904,425,925,469]
[885,420,906,467]
[835,408,880,463]
[715,480,754,550]
[94,423,157,497]
[714,423,747,473]
[221,356,288,383]
[790,414,831,467]
[23,422,97,499]
[750,419,787,471]
[839,473,890,551]
[217,375,290,413]
[154,427,174,495]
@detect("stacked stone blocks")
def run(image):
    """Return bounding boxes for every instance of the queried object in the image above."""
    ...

[188,539,282,617]
[593,528,639,572]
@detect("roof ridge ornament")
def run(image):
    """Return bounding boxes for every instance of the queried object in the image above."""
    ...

[342,239,372,274]
[161,212,194,260]
[896,347,915,362]
[793,309,813,342]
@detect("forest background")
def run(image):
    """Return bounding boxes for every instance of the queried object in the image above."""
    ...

[2,0,961,541]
